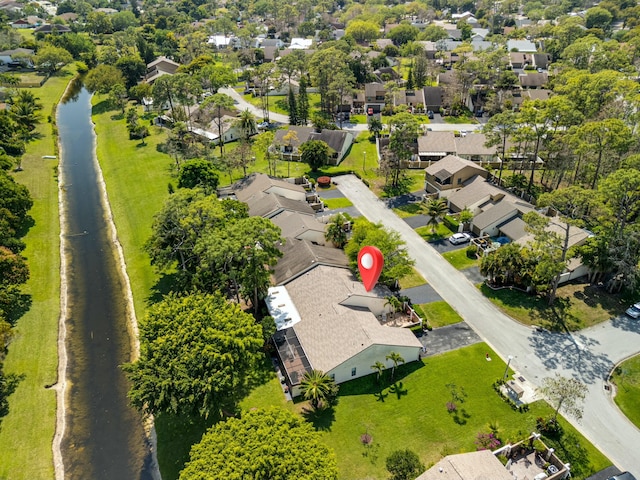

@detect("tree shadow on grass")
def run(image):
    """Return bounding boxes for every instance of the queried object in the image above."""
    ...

[1,291,32,326]
[388,381,408,400]
[302,405,336,432]
[147,272,181,305]
[155,411,218,480]
[338,361,424,397]
[0,372,25,430]
[91,100,112,116]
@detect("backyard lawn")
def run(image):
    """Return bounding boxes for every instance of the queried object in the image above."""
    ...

[610,355,640,429]
[0,67,74,480]
[442,248,479,270]
[241,343,611,480]
[415,300,464,328]
[480,283,627,331]
[92,98,173,318]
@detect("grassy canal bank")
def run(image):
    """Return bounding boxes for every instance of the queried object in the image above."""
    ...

[0,68,74,480]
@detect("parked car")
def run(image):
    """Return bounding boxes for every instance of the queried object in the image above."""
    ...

[257,121,270,129]
[448,233,472,245]
[625,303,640,319]
[427,110,434,119]
[607,473,637,480]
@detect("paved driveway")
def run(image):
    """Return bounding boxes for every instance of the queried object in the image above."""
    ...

[334,174,640,476]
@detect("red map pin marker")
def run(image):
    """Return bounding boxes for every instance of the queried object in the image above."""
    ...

[358,246,384,292]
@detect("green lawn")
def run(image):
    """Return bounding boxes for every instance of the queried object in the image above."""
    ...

[393,202,423,218]
[0,68,75,480]
[321,197,353,209]
[442,248,479,270]
[92,99,172,330]
[611,355,640,429]
[415,300,464,328]
[242,343,610,480]
[241,92,322,118]
[415,223,455,242]
[398,267,427,290]
[479,282,626,331]
[443,115,477,125]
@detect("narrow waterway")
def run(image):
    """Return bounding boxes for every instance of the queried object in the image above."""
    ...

[57,82,153,479]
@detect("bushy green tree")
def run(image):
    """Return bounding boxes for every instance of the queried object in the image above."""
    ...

[345,218,414,287]
[124,292,263,418]
[300,139,330,171]
[179,408,338,479]
[386,449,424,480]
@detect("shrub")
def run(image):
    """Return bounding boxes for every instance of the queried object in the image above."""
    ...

[475,432,501,451]
[536,416,563,439]
[386,449,424,480]
[446,401,457,413]
[466,245,477,258]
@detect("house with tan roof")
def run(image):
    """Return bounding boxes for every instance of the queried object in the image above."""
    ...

[244,191,315,218]
[267,265,423,396]
[270,211,327,245]
[418,132,458,164]
[144,56,180,84]
[417,450,513,480]
[233,173,308,203]
[424,155,488,193]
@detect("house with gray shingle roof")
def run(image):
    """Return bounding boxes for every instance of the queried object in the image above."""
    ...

[233,173,308,203]
[244,191,315,218]
[272,238,349,285]
[270,211,327,245]
[267,265,422,396]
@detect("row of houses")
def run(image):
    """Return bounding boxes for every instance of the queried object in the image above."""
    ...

[424,155,591,283]
[223,173,424,397]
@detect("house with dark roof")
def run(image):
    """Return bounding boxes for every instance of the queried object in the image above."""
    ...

[273,127,353,165]
[34,24,71,34]
[519,72,548,89]
[272,238,349,285]
[423,86,445,112]
[424,155,488,193]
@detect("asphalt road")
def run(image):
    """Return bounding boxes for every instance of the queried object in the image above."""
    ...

[334,173,640,476]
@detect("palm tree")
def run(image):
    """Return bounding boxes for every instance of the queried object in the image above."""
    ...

[325,213,348,248]
[384,295,403,314]
[300,369,338,410]
[423,197,449,233]
[371,361,386,383]
[236,108,256,143]
[386,352,405,380]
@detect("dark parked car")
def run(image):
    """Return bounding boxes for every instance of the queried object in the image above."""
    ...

[607,473,637,480]
[427,110,434,119]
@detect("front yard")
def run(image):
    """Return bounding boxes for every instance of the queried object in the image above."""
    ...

[240,343,610,480]
[610,355,640,430]
[414,300,463,328]
[480,283,628,331]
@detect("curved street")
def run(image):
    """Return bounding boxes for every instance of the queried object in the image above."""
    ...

[334,174,640,476]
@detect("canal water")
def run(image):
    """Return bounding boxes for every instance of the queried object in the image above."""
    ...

[58,82,154,479]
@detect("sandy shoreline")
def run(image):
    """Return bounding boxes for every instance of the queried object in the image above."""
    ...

[52,81,161,480]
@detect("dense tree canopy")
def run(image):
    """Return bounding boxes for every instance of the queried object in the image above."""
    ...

[345,217,414,287]
[179,408,338,480]
[124,292,263,418]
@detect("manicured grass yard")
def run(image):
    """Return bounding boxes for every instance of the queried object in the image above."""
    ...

[92,98,173,318]
[442,248,478,270]
[398,267,427,289]
[321,197,353,209]
[393,202,422,218]
[480,283,627,331]
[415,223,455,242]
[0,68,74,480]
[415,300,464,328]
[610,355,640,429]
[241,343,610,480]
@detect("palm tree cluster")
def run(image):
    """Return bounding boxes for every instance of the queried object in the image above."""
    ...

[371,352,405,383]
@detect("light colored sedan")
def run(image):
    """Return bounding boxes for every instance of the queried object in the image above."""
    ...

[625,303,640,319]
[448,233,472,245]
